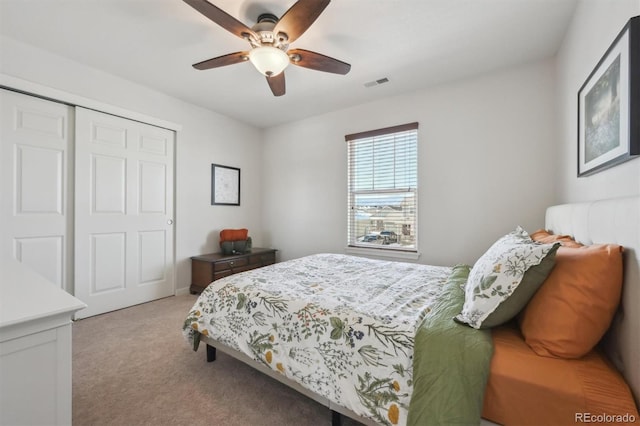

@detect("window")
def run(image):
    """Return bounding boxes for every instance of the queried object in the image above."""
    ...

[346,122,418,253]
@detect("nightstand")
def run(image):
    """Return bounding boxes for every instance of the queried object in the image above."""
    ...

[189,248,277,294]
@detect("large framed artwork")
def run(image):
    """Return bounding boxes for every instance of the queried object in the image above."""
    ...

[211,164,240,206]
[577,16,639,177]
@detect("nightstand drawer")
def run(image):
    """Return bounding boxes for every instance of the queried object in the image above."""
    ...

[214,257,248,271]
[213,269,233,281]
[249,252,275,265]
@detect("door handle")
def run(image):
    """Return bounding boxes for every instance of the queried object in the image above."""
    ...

[167,219,174,225]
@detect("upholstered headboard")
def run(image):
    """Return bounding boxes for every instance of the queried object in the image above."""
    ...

[545,196,640,408]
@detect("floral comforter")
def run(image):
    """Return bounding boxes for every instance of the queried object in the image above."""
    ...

[183,253,452,426]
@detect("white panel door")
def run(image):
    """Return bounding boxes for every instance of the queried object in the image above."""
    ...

[74,107,174,318]
[0,89,72,291]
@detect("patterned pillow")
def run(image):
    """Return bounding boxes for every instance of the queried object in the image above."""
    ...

[455,227,559,329]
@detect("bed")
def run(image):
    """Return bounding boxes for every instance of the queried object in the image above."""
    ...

[183,196,640,425]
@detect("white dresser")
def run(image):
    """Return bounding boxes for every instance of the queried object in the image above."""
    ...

[0,258,86,426]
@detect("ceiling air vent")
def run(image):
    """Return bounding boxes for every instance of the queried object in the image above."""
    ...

[364,77,389,88]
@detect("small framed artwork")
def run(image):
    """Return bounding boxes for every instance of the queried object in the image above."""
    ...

[577,16,639,177]
[211,164,240,206]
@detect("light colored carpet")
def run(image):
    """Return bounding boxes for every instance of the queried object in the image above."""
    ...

[72,294,362,426]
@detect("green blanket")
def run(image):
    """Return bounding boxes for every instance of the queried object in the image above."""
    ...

[408,264,493,426]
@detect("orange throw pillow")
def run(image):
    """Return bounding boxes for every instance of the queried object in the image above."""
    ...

[530,229,583,247]
[219,228,248,242]
[519,243,623,358]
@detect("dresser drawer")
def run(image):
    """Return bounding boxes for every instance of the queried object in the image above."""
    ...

[213,269,232,281]
[250,252,276,265]
[213,257,248,272]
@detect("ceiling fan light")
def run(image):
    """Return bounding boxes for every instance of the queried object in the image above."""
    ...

[248,46,290,77]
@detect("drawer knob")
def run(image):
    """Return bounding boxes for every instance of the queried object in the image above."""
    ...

[229,261,235,266]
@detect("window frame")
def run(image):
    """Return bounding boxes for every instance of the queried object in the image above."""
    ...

[345,122,419,259]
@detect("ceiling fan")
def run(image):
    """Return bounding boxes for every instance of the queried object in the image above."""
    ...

[183,0,351,96]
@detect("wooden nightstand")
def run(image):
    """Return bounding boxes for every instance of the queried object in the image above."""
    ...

[189,248,277,294]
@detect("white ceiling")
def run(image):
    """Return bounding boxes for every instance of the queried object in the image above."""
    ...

[0,0,578,128]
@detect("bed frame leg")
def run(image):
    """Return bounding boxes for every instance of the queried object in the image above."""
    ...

[331,410,342,426]
[206,344,216,362]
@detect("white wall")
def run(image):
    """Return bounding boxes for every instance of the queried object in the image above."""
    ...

[0,36,264,293]
[7,0,636,291]
[262,59,558,266]
[555,0,640,202]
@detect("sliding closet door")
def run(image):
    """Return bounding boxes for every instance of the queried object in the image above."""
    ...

[0,89,73,291]
[74,107,174,318]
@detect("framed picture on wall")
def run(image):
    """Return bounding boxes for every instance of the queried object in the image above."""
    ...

[577,16,639,177]
[211,163,240,206]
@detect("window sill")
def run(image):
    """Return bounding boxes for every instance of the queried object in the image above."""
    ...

[344,246,420,261]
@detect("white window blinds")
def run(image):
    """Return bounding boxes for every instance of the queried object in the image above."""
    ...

[346,122,418,252]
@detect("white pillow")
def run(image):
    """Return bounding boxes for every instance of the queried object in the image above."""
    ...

[455,226,558,329]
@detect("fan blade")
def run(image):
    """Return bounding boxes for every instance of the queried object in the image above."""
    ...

[266,73,286,96]
[183,0,257,41]
[193,52,249,70]
[273,0,330,44]
[288,49,350,75]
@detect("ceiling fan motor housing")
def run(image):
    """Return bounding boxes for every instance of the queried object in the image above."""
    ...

[250,13,289,49]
